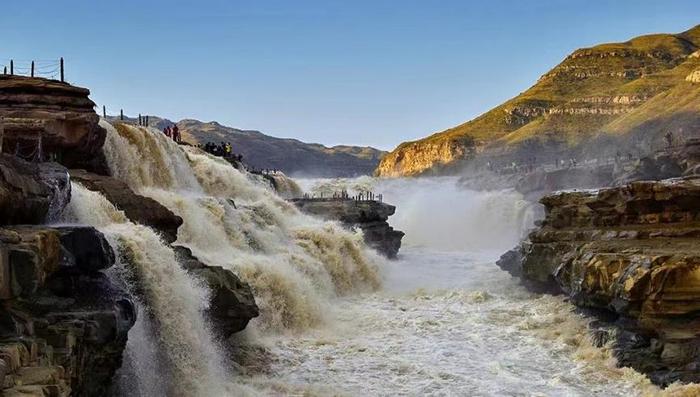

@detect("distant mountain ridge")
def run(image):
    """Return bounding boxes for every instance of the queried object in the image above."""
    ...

[376,24,700,177]
[106,116,385,177]
[174,119,385,177]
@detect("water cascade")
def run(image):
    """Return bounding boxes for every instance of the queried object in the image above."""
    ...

[100,120,382,332]
[63,183,232,396]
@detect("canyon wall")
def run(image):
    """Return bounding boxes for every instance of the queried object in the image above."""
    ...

[377,25,700,177]
[498,177,700,385]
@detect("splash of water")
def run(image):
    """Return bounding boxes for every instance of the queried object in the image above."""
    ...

[297,176,536,252]
[101,122,382,332]
[64,183,234,396]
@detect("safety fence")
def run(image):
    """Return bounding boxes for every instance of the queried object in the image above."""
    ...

[1,58,65,82]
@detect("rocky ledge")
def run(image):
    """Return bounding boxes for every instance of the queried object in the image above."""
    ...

[290,198,404,258]
[0,75,108,173]
[498,177,700,385]
[69,169,183,244]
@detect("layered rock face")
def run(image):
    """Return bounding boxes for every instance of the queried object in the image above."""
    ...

[498,177,700,385]
[290,198,404,258]
[0,226,135,396]
[377,25,700,177]
[0,76,108,173]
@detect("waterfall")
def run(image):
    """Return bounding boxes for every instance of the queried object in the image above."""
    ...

[99,121,382,332]
[64,183,234,397]
[298,176,537,254]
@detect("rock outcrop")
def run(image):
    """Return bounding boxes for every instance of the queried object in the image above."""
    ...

[0,154,70,225]
[174,246,259,338]
[0,226,135,396]
[498,177,700,385]
[290,198,404,258]
[69,169,183,243]
[0,76,108,173]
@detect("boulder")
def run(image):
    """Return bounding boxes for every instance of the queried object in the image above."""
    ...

[290,198,405,258]
[174,246,259,338]
[499,177,700,385]
[0,226,135,396]
[70,169,182,243]
[0,75,108,173]
[0,154,70,225]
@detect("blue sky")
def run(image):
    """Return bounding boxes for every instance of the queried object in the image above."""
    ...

[1,1,699,150]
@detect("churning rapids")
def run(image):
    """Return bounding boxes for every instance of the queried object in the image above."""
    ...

[57,122,697,396]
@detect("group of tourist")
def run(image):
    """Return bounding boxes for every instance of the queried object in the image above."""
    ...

[203,141,233,157]
[301,190,383,202]
[162,125,181,143]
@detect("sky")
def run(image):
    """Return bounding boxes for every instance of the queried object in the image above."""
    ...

[1,1,699,150]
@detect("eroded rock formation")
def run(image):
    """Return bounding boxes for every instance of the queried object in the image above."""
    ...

[498,177,700,385]
[290,198,405,258]
[0,76,108,173]
[0,226,135,396]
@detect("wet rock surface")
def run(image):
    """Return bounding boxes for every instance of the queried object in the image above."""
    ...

[70,169,183,243]
[0,225,135,397]
[0,154,70,225]
[290,198,405,258]
[174,246,259,338]
[498,177,700,385]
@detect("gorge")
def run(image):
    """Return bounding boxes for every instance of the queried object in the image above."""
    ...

[5,23,700,396]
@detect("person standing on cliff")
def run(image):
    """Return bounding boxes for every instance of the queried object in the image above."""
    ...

[172,124,181,143]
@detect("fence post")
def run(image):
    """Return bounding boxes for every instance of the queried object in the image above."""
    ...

[60,57,64,82]
[145,115,149,126]
[31,61,34,77]
[10,60,13,75]
[120,109,124,120]
[138,114,142,126]
[103,105,106,118]
[3,67,6,75]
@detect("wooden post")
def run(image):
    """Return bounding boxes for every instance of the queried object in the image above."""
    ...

[3,67,6,75]
[60,57,64,82]
[145,115,149,126]
[10,60,13,75]
[138,114,142,126]
[103,105,106,118]
[120,109,124,120]
[31,61,34,77]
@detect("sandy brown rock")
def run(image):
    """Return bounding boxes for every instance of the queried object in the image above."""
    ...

[498,177,700,385]
[0,75,108,173]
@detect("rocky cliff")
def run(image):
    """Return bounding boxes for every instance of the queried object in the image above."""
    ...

[498,177,700,385]
[290,198,404,258]
[0,76,108,174]
[377,25,700,177]
[0,77,261,395]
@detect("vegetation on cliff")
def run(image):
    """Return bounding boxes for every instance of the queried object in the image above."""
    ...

[377,25,700,177]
